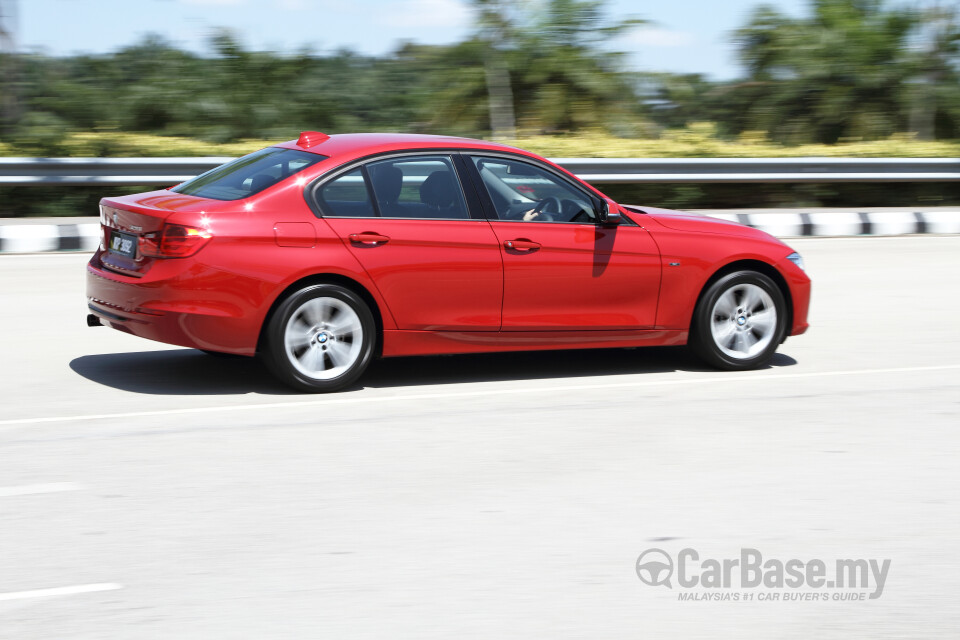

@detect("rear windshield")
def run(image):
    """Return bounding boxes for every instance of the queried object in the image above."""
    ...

[172,147,326,201]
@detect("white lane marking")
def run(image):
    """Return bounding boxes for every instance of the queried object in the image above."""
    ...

[1,363,958,428]
[0,583,122,602]
[0,482,82,497]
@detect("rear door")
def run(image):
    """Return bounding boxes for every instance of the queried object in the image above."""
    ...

[465,154,661,331]
[315,154,503,331]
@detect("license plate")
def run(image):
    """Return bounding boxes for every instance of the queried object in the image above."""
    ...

[108,230,137,258]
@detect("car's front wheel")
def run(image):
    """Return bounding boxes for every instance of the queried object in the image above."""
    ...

[262,284,376,392]
[690,270,787,370]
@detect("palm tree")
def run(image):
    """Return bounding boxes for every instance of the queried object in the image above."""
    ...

[471,0,518,139]
[733,0,919,143]
[0,0,20,134]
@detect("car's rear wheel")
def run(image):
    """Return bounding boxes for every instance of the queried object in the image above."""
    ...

[690,271,787,370]
[262,284,376,392]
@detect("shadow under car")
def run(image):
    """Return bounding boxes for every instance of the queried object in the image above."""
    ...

[70,347,798,396]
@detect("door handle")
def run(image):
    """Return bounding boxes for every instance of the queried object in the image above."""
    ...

[349,232,390,246]
[504,239,540,252]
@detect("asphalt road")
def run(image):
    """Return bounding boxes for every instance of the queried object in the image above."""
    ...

[1,237,959,639]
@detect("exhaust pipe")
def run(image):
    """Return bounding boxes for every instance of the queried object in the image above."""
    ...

[87,313,102,327]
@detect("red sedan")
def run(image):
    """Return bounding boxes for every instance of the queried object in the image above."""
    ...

[87,132,811,392]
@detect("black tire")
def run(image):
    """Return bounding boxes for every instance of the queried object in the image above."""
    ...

[689,270,787,371]
[261,284,376,392]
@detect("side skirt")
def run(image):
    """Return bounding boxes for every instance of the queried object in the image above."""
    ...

[381,329,688,358]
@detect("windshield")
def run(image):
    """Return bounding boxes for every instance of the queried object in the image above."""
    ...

[172,148,326,201]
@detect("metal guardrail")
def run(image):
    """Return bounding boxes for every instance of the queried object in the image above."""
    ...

[1,156,959,186]
[553,157,960,183]
[0,157,235,186]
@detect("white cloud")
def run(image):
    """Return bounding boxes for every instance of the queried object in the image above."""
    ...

[625,27,696,48]
[380,0,472,30]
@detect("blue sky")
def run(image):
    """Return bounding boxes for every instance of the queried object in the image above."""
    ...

[14,0,809,79]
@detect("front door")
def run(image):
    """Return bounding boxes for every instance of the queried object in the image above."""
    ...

[468,154,661,330]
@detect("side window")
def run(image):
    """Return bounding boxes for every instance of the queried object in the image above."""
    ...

[318,169,376,218]
[367,156,469,220]
[471,156,598,224]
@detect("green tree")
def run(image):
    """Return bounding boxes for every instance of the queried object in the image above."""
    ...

[907,2,960,139]
[471,0,519,139]
[732,0,919,143]
[511,0,645,133]
[468,0,646,136]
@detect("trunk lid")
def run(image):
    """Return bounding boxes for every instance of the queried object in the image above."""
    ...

[98,190,217,276]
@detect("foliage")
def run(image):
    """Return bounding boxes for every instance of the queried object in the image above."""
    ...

[2,0,958,151]
[2,126,958,160]
[509,124,960,157]
[507,0,646,133]
[1,0,959,216]
[724,0,959,143]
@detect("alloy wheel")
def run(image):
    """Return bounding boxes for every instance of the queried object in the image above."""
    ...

[284,296,364,380]
[709,283,778,360]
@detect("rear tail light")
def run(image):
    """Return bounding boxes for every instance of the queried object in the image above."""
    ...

[140,224,213,258]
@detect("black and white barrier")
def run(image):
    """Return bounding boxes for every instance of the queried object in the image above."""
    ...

[694,209,960,237]
[0,210,958,253]
[0,221,101,253]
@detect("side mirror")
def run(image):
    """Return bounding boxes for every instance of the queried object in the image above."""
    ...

[599,201,622,226]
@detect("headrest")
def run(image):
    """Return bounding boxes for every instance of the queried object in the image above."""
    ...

[369,164,403,204]
[250,174,275,194]
[420,170,458,209]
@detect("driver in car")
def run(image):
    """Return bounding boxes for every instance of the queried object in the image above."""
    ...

[519,196,586,223]
[517,194,562,222]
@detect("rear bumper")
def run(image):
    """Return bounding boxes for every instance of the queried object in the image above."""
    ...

[86,250,263,355]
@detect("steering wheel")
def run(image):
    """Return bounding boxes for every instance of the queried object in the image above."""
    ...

[527,196,562,222]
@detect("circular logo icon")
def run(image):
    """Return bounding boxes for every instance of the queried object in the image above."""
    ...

[636,548,674,588]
